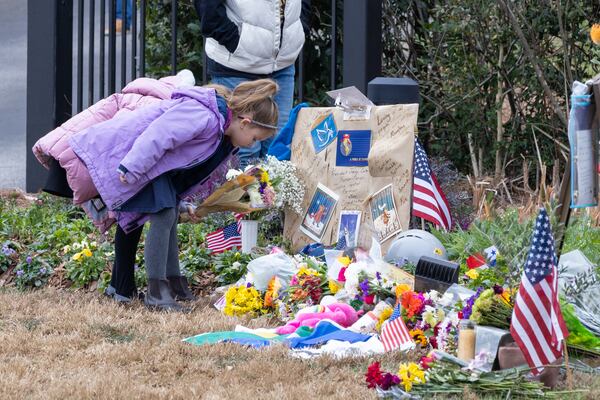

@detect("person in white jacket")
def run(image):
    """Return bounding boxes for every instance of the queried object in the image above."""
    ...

[194,0,311,166]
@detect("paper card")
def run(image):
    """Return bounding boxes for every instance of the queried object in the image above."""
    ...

[368,184,402,243]
[300,183,339,243]
[310,113,338,154]
[326,86,375,121]
[336,211,362,248]
[336,130,371,167]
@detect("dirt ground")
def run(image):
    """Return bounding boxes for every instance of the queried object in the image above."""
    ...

[1,288,598,400]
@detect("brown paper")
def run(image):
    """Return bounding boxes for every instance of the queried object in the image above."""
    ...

[284,104,419,252]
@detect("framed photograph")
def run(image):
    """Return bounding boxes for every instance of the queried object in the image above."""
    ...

[336,211,362,248]
[369,184,402,243]
[300,183,340,242]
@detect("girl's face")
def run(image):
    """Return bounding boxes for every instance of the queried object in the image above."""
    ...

[226,115,274,148]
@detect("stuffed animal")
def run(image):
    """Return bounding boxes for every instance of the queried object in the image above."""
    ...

[275,302,359,335]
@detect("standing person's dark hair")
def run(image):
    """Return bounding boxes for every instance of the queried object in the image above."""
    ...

[194,0,311,167]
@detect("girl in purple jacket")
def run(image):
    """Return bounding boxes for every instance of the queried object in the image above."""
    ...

[70,79,278,311]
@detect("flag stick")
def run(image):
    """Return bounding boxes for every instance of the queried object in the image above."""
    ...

[563,341,573,390]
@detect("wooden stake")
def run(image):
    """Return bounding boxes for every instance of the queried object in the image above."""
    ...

[563,341,573,390]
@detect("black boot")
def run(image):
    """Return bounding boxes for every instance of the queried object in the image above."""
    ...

[167,276,197,302]
[144,279,184,311]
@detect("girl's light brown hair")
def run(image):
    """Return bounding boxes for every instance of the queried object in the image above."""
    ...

[204,79,279,128]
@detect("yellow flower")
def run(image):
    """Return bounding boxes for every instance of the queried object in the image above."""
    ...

[337,256,352,267]
[72,252,82,261]
[328,280,340,294]
[297,267,319,277]
[260,170,270,183]
[375,307,393,332]
[465,269,479,280]
[591,24,600,44]
[409,329,428,347]
[398,362,426,392]
[82,248,92,258]
[395,284,411,298]
[433,248,443,256]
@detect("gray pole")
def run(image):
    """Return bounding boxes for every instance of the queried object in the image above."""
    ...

[342,0,382,94]
[26,0,73,192]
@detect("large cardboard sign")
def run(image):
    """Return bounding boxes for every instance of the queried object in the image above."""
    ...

[284,104,419,251]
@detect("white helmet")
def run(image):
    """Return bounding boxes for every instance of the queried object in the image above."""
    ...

[385,229,448,266]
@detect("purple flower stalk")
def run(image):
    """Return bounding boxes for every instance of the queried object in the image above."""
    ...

[359,278,370,297]
[462,287,483,319]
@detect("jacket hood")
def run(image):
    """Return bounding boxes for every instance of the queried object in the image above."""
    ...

[171,87,225,130]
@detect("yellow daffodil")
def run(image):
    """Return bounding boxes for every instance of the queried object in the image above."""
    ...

[465,269,479,280]
[337,256,352,267]
[591,24,600,44]
[82,248,92,258]
[398,362,426,392]
[328,280,340,294]
[72,252,82,261]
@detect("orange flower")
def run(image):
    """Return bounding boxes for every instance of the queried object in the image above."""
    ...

[591,24,600,45]
[400,291,423,319]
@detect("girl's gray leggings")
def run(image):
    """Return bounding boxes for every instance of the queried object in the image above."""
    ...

[144,207,181,280]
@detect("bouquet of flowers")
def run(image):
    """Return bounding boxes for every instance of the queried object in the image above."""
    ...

[225,156,305,217]
[223,283,268,317]
[469,285,513,329]
[285,256,330,307]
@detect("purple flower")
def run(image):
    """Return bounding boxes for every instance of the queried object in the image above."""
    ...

[40,268,47,275]
[493,284,504,295]
[246,282,253,288]
[2,245,14,256]
[359,278,370,297]
[375,272,382,282]
[134,264,139,271]
[379,373,401,390]
[462,287,483,319]
[16,269,24,277]
[26,256,32,264]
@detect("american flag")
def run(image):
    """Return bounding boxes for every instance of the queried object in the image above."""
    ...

[509,208,568,374]
[412,140,452,231]
[206,222,242,253]
[381,304,414,352]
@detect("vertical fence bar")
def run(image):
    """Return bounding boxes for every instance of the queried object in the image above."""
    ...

[99,0,105,98]
[77,0,84,112]
[140,0,146,76]
[120,0,127,88]
[331,0,337,90]
[88,0,95,105]
[131,0,137,79]
[297,50,304,102]
[108,0,116,93]
[202,39,208,84]
[171,0,178,75]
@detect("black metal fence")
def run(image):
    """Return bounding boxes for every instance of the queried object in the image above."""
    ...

[26,0,382,191]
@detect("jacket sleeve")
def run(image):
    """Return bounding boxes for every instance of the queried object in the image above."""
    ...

[301,0,311,37]
[193,0,240,54]
[119,100,218,183]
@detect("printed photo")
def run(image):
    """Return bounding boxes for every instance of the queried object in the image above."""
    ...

[369,184,402,243]
[300,183,339,242]
[336,211,361,248]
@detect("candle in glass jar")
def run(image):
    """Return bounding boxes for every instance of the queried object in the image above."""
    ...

[457,320,476,361]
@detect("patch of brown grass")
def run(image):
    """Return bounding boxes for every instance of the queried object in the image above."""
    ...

[0,288,406,400]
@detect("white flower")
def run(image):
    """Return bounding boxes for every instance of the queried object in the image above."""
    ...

[248,189,264,208]
[226,169,243,180]
[438,292,455,308]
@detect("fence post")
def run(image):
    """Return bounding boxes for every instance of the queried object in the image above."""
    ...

[342,0,382,94]
[26,0,73,192]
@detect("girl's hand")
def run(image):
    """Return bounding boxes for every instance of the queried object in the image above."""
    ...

[186,204,198,222]
[119,173,128,184]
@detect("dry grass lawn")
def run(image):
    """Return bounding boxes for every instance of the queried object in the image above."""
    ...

[1,288,598,400]
[0,287,402,400]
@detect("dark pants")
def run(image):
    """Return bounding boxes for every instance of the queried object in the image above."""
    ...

[110,224,143,298]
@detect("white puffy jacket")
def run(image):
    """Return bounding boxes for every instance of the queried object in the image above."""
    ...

[203,0,306,75]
